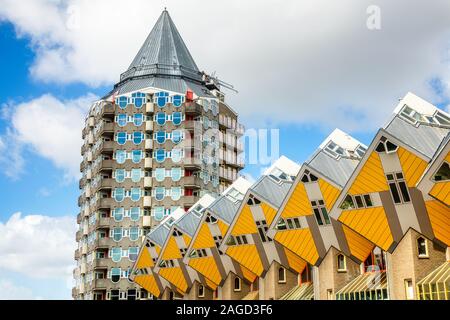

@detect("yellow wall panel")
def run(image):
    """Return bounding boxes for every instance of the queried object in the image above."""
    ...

[217,219,229,237]
[136,247,154,269]
[339,207,393,251]
[241,265,257,283]
[231,205,257,236]
[192,223,215,250]
[260,202,278,225]
[281,182,313,218]
[284,248,307,274]
[318,179,341,210]
[274,229,319,265]
[397,147,428,187]
[134,275,160,297]
[155,245,161,256]
[445,152,450,163]
[430,182,450,206]
[159,267,188,293]
[425,200,450,246]
[342,224,374,262]
[182,234,192,247]
[162,236,182,260]
[226,244,264,276]
[188,256,222,286]
[205,278,218,291]
[349,152,389,195]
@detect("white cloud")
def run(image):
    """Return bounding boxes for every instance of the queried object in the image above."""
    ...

[0,279,37,300]
[0,93,97,181]
[0,0,449,131]
[0,212,77,279]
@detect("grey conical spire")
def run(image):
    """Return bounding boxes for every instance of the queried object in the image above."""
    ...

[120,10,201,83]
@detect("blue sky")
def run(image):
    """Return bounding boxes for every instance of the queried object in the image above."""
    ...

[0,0,449,300]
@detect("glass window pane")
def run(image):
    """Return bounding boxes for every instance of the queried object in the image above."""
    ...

[156,112,166,125]
[113,228,122,242]
[111,247,122,263]
[116,150,126,164]
[117,114,127,127]
[155,168,165,182]
[131,169,141,183]
[115,169,125,183]
[113,208,124,222]
[156,131,166,144]
[130,207,140,221]
[171,168,182,182]
[131,188,141,202]
[155,150,165,163]
[389,183,402,204]
[130,227,139,241]
[114,188,125,202]
[117,132,127,145]
[172,112,182,125]
[134,114,143,126]
[133,132,143,145]
[132,150,142,164]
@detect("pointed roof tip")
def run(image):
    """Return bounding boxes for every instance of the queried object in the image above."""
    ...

[120,7,201,84]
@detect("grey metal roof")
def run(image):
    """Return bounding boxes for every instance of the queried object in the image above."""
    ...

[208,196,242,224]
[175,212,201,237]
[120,10,201,83]
[251,176,292,208]
[307,150,360,187]
[114,77,213,97]
[384,116,449,159]
[148,224,170,247]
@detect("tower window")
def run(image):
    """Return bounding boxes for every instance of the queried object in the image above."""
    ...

[256,220,272,243]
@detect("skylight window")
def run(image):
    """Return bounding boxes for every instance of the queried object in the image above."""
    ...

[324,141,347,158]
[269,167,292,183]
[225,188,244,202]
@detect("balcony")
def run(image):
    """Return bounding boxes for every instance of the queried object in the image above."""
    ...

[93,258,109,269]
[78,195,84,207]
[74,249,80,260]
[101,103,115,116]
[145,139,153,150]
[96,237,113,248]
[97,217,110,228]
[98,197,113,209]
[77,212,82,224]
[145,121,154,132]
[98,178,113,190]
[183,196,200,207]
[100,141,114,153]
[80,263,87,274]
[80,161,86,173]
[143,196,152,207]
[81,243,88,255]
[185,102,202,115]
[183,176,202,188]
[87,132,94,145]
[72,287,78,298]
[88,116,95,128]
[99,122,114,136]
[86,169,92,180]
[146,102,155,114]
[94,278,108,289]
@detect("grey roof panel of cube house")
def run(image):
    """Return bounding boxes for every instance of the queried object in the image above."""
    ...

[307,150,360,187]
[384,115,449,159]
[251,176,293,208]
[175,212,202,237]
[208,196,242,224]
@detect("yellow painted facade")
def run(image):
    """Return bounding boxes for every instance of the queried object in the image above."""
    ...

[280,182,313,218]
[430,182,450,206]
[159,267,188,293]
[397,147,428,187]
[339,207,393,251]
[161,236,182,260]
[226,244,264,276]
[425,200,450,246]
[260,202,278,225]
[231,205,257,236]
[349,152,388,195]
[274,229,319,265]
[284,247,307,274]
[319,179,341,211]
[341,225,374,262]
[192,223,215,250]
[188,256,222,286]
[133,275,160,297]
[135,247,154,269]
